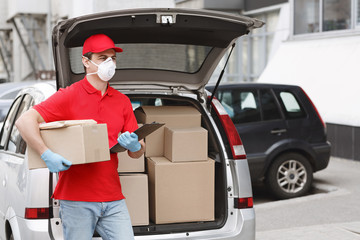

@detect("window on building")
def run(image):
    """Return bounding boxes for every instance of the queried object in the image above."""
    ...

[294,0,353,35]
[323,0,351,31]
[294,0,320,34]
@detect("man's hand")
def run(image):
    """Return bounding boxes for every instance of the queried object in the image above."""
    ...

[41,149,72,173]
[117,131,141,152]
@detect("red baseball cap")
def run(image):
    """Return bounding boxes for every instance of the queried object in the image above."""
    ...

[82,34,123,55]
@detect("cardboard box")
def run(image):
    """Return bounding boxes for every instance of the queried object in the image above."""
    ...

[27,120,110,169]
[164,127,208,162]
[117,151,145,173]
[120,174,149,226]
[147,157,214,224]
[134,106,201,157]
[117,124,145,173]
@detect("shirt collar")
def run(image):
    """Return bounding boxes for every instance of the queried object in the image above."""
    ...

[82,77,113,96]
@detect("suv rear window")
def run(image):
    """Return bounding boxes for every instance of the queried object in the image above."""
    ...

[69,43,213,74]
[278,91,306,119]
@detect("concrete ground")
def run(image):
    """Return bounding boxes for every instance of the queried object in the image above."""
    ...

[254,157,360,240]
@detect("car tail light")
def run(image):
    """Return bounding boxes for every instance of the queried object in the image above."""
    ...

[25,208,50,219]
[210,98,246,160]
[301,87,326,128]
[234,197,253,209]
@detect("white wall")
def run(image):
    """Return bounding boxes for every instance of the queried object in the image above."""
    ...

[175,0,203,9]
[68,0,175,18]
[259,35,360,127]
[7,0,48,20]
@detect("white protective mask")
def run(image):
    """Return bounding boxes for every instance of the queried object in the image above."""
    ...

[86,57,116,81]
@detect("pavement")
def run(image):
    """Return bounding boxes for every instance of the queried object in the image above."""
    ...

[254,157,360,240]
[256,221,360,240]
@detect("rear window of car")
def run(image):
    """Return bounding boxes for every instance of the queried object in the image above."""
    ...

[278,91,306,119]
[69,43,213,74]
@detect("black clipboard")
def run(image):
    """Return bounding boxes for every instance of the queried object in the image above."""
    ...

[110,122,165,153]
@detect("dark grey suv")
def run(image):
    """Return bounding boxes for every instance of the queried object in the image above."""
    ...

[207,83,331,199]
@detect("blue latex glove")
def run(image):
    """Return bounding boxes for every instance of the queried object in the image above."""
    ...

[117,131,141,152]
[41,149,72,173]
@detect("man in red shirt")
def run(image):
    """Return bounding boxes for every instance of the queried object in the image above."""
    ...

[16,34,144,240]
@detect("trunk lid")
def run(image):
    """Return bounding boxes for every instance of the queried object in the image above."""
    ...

[52,8,264,90]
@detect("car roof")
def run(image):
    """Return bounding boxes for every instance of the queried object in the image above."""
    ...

[0,81,42,99]
[206,82,301,90]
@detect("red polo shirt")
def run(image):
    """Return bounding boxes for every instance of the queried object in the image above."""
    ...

[33,77,138,201]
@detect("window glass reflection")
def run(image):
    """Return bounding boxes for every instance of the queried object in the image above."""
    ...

[294,0,320,34]
[323,0,351,31]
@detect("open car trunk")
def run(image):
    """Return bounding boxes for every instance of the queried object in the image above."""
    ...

[48,92,230,238]
[127,94,228,236]
[49,8,263,238]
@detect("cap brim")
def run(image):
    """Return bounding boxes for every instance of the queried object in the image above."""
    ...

[87,46,123,54]
[114,47,123,52]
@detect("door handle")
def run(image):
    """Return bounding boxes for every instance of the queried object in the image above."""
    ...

[271,129,287,135]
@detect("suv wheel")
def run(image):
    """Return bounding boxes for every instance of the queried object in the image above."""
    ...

[266,153,313,199]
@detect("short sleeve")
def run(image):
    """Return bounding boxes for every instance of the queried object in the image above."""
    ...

[121,97,138,133]
[33,88,71,123]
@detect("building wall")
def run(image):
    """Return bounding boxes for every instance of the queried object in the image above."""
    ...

[0,0,175,82]
[327,124,360,162]
[258,0,360,161]
[244,0,287,11]
[175,0,204,9]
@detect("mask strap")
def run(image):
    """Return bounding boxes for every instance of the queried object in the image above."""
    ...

[83,56,99,76]
[83,56,99,67]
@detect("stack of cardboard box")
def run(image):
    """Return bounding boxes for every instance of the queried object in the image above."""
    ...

[27,108,215,226]
[117,124,149,226]
[135,106,215,224]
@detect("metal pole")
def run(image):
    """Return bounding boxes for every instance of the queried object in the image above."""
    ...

[0,45,10,82]
[0,33,11,81]
[20,15,46,70]
[47,0,54,70]
[11,17,37,78]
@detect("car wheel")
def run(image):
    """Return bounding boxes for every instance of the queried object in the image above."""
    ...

[265,153,313,199]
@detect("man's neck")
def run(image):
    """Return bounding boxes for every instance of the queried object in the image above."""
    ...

[87,76,108,96]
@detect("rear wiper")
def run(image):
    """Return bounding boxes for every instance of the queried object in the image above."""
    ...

[207,43,236,109]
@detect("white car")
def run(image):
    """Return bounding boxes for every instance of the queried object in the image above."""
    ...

[0,81,42,122]
[0,8,263,240]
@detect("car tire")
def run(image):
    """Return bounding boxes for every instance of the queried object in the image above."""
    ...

[265,152,313,199]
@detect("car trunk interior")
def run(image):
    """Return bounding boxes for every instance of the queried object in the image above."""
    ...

[126,94,228,235]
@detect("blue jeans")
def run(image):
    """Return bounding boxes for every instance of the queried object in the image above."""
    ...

[59,199,134,240]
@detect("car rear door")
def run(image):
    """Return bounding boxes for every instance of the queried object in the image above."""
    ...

[0,95,26,238]
[216,86,289,180]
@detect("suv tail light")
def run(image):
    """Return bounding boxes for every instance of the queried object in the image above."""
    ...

[234,197,253,209]
[210,98,246,160]
[25,208,50,219]
[301,87,326,128]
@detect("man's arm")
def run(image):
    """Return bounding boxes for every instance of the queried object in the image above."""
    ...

[15,108,48,156]
[15,108,72,172]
